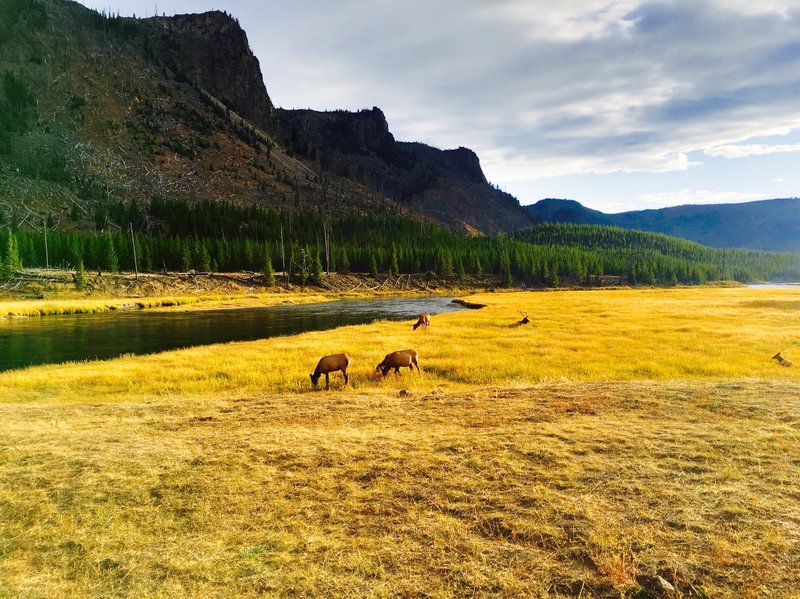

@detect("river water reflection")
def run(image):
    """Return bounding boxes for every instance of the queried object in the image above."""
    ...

[0,296,467,372]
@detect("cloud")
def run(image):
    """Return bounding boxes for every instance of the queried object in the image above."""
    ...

[705,144,800,159]
[275,0,799,183]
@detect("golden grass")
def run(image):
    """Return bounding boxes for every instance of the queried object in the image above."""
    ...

[0,287,797,403]
[0,292,331,318]
[1,287,799,597]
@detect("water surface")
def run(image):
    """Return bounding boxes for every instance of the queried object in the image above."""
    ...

[0,296,466,372]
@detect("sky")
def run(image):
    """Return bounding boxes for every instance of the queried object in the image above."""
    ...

[77,0,799,213]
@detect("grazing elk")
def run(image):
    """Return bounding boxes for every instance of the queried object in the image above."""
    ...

[376,349,420,377]
[772,352,792,367]
[310,353,351,389]
[413,312,431,331]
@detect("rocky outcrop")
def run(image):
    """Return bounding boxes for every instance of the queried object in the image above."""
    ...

[143,11,275,132]
[277,107,533,234]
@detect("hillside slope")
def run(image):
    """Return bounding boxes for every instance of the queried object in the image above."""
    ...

[0,0,533,236]
[527,198,800,252]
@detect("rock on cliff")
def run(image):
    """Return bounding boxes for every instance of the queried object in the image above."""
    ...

[277,107,534,235]
[144,11,276,133]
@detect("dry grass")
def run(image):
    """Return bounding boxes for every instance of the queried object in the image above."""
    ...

[1,287,799,597]
[1,382,798,597]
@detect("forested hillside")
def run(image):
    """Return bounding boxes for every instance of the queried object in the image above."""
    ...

[527,198,800,252]
[2,201,797,287]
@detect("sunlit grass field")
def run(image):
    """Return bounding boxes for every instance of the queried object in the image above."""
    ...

[0,291,332,318]
[1,287,798,597]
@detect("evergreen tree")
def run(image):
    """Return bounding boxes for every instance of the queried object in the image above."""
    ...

[389,244,399,276]
[263,253,275,286]
[472,252,482,275]
[102,232,118,272]
[369,254,378,277]
[74,260,87,290]
[2,232,22,277]
[195,239,211,272]
[179,240,192,272]
[500,250,512,287]
[455,255,466,281]
[338,247,350,274]
[437,249,453,276]
[310,248,323,286]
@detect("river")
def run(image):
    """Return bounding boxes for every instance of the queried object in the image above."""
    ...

[0,296,468,372]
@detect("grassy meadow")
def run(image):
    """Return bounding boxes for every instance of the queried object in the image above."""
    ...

[1,287,799,597]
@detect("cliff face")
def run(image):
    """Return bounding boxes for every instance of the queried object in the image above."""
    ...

[144,11,276,133]
[277,108,533,234]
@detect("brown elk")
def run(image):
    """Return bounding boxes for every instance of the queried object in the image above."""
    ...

[514,311,530,326]
[310,353,351,389]
[376,349,420,377]
[413,312,431,330]
[772,352,792,367]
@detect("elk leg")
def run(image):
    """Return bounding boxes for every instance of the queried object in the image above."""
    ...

[325,373,330,390]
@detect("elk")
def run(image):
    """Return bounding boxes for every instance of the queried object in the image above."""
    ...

[772,352,792,367]
[376,349,420,377]
[413,312,431,330]
[514,311,530,326]
[310,353,351,389]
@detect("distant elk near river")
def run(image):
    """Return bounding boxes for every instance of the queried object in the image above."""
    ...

[413,313,430,331]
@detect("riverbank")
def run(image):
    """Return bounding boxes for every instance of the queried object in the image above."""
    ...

[0,270,496,317]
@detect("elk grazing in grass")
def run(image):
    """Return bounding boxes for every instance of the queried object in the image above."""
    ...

[310,353,351,389]
[376,349,420,377]
[772,352,792,367]
[413,312,431,331]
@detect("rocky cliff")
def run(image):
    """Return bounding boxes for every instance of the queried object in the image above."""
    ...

[143,11,276,133]
[277,107,533,234]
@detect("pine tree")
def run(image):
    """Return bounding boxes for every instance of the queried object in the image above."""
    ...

[102,232,118,272]
[310,248,323,286]
[500,250,512,287]
[179,240,192,272]
[455,255,465,281]
[2,233,22,277]
[369,254,378,277]
[195,239,211,272]
[389,244,399,276]
[74,260,87,290]
[263,253,275,286]
[338,247,350,274]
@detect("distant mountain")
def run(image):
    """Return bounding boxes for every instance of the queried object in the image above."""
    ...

[526,198,800,252]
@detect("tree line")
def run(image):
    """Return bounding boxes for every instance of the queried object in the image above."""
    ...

[1,199,798,286]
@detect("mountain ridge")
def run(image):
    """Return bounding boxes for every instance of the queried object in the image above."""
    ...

[526,198,800,253]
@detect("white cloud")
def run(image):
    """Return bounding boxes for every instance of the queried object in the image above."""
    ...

[705,144,800,159]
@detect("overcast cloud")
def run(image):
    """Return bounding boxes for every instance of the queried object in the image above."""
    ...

[78,0,799,211]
